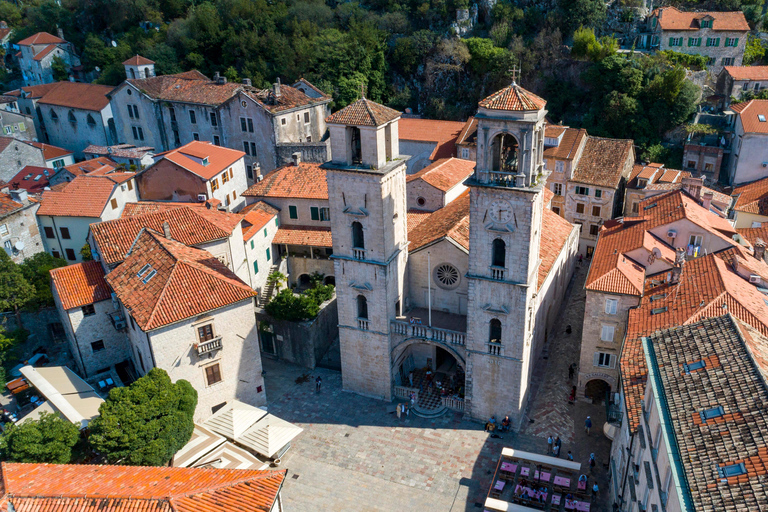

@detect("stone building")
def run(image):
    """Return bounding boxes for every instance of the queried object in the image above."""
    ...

[717,65,768,105]
[16,32,81,86]
[27,141,74,169]
[455,116,478,161]
[682,139,723,182]
[0,136,45,183]
[0,109,37,142]
[122,55,155,80]
[0,188,43,263]
[647,7,749,71]
[405,157,474,212]
[728,99,768,185]
[398,118,465,174]
[83,143,154,169]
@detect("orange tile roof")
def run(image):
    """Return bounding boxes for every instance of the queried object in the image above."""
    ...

[478,84,546,112]
[32,43,56,61]
[273,225,332,247]
[122,200,223,217]
[542,186,554,206]
[571,136,634,188]
[243,83,329,114]
[543,127,587,161]
[655,6,749,31]
[127,73,241,106]
[243,162,327,200]
[732,176,768,215]
[4,82,60,99]
[455,117,478,146]
[326,97,401,126]
[26,141,72,160]
[0,193,23,217]
[408,191,470,252]
[407,209,431,232]
[91,207,238,266]
[242,209,277,241]
[241,201,279,216]
[16,32,64,46]
[156,141,244,181]
[398,118,465,160]
[36,82,114,111]
[38,175,129,218]
[406,158,474,192]
[0,462,285,512]
[123,54,155,66]
[50,261,111,310]
[737,226,768,247]
[58,156,119,177]
[106,230,256,331]
[538,208,576,291]
[723,65,768,81]
[731,99,768,134]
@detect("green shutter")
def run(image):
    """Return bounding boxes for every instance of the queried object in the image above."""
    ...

[289,205,297,219]
[669,37,674,46]
[253,260,258,274]
[688,38,693,47]
[266,248,270,261]
[250,240,254,249]
[715,38,720,47]
[310,207,319,221]
[264,228,268,237]
[275,217,279,226]
[733,38,738,47]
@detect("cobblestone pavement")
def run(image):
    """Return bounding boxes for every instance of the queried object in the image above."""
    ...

[265,264,614,511]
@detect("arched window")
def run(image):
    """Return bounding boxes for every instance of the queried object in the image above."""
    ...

[350,127,362,164]
[352,221,364,249]
[130,68,136,79]
[50,109,58,121]
[492,239,506,268]
[68,110,76,124]
[489,319,502,344]
[86,114,96,126]
[357,295,368,319]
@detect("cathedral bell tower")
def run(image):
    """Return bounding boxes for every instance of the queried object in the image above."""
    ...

[464,81,549,426]
[324,96,409,400]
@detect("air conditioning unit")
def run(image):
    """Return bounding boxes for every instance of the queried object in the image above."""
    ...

[197,193,207,201]
[121,184,127,191]
[667,229,677,238]
[111,292,120,311]
[762,162,768,168]
[113,318,127,330]
[749,274,761,283]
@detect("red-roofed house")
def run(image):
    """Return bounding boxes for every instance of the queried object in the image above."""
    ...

[398,118,465,173]
[0,188,43,263]
[0,136,45,183]
[240,202,279,293]
[405,157,474,211]
[16,31,81,86]
[7,165,50,194]
[137,141,247,211]
[717,65,768,105]
[730,175,768,228]
[27,140,74,168]
[728,99,768,184]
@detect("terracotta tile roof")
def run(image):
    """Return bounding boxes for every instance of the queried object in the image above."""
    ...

[273,225,332,247]
[127,73,240,105]
[242,84,328,114]
[408,191,470,252]
[123,55,155,66]
[737,226,768,248]
[38,175,128,218]
[723,65,768,81]
[243,162,327,200]
[242,209,277,241]
[478,84,546,112]
[643,316,768,510]
[542,186,554,206]
[59,156,119,177]
[406,157,474,192]
[4,82,60,99]
[732,176,768,215]
[0,462,285,512]
[241,201,279,217]
[731,99,768,134]
[91,207,237,266]
[106,229,255,331]
[326,98,400,126]
[543,127,587,161]
[398,118,464,159]
[455,117,478,147]
[16,32,64,46]
[26,141,72,160]
[0,136,23,152]
[84,144,154,159]
[0,193,23,217]
[292,78,331,99]
[156,141,244,181]
[407,209,431,232]
[32,43,56,61]
[538,208,576,291]
[0,28,12,41]
[8,166,50,194]
[571,136,634,188]
[49,261,111,310]
[36,82,114,111]
[655,6,750,31]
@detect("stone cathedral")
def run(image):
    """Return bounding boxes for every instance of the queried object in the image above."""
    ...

[323,83,579,427]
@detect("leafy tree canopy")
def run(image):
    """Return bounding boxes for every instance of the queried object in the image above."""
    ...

[0,251,34,318]
[0,412,80,464]
[19,252,67,309]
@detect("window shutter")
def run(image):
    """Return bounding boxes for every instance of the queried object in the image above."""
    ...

[593,353,600,367]
[733,38,738,47]
[687,38,693,46]
[609,354,617,369]
[289,205,298,219]
[669,38,674,46]
[715,38,720,46]
[253,260,258,274]
[310,207,319,221]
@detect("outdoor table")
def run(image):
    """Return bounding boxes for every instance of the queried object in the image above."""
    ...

[565,499,591,511]
[577,479,587,491]
[553,475,571,488]
[533,470,551,483]
[551,494,561,506]
[501,462,517,473]
[520,467,530,477]
[491,479,505,497]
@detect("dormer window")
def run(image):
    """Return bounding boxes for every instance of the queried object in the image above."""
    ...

[637,178,648,188]
[50,110,58,121]
[700,18,712,29]
[202,157,209,166]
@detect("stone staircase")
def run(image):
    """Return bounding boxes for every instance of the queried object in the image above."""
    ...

[259,263,281,305]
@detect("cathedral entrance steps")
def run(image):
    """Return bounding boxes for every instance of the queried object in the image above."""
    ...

[410,404,449,419]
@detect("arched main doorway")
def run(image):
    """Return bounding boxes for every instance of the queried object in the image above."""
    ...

[393,340,465,413]
[584,379,611,404]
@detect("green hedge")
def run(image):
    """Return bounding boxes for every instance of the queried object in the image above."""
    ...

[658,50,708,71]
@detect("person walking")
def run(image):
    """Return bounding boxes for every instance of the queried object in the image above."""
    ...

[555,436,561,450]
[568,364,575,381]
[567,451,574,461]
[585,416,592,435]
[315,376,322,392]
[403,403,409,417]
[396,403,402,420]
[553,444,560,458]
[547,435,554,455]
[409,391,416,408]
[589,453,596,473]
[592,482,599,500]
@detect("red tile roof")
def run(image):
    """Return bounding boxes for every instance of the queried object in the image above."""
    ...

[241,201,279,217]
[242,209,277,241]
[398,118,465,160]
[106,229,256,331]
[243,84,328,114]
[737,226,768,248]
[32,43,57,61]
[538,208,576,291]
[35,82,114,111]
[731,99,768,134]
[38,175,130,218]
[478,84,546,112]
[16,32,64,46]
[732,176,768,215]
[156,141,244,181]
[4,82,61,99]
[406,158,474,192]
[61,156,120,177]
[655,6,750,31]
[273,225,332,247]
[723,65,768,81]
[326,98,401,126]
[123,55,155,66]
[408,191,470,252]
[455,117,478,147]
[571,136,634,188]
[243,162,327,200]
[91,207,238,266]
[0,462,285,512]
[26,141,72,161]
[8,166,50,194]
[127,73,241,105]
[50,261,111,310]
[0,193,23,217]
[543,127,587,161]
[407,209,431,232]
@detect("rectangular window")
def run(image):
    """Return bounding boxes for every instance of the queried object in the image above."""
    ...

[243,141,250,155]
[133,105,139,119]
[722,57,734,66]
[240,118,247,132]
[60,227,71,239]
[590,224,599,236]
[189,110,197,124]
[246,165,253,180]
[592,206,601,217]
[310,206,320,221]
[81,304,96,316]
[555,161,564,173]
[127,180,133,191]
[91,339,105,352]
[137,127,144,141]
[706,37,720,47]
[229,168,233,179]
[304,112,310,123]
[44,226,54,239]
[601,325,615,342]
[700,19,711,28]
[253,260,258,274]
[689,234,703,246]
[263,228,268,237]
[173,130,180,146]
[128,105,134,119]
[197,324,214,342]
[0,224,8,238]
[65,248,76,260]
[576,203,585,214]
[266,248,271,261]
[213,135,220,146]
[210,111,218,126]
[594,352,615,368]
[605,298,618,315]
[250,240,255,250]
[222,171,229,184]
[289,205,298,219]
[193,132,199,141]
[553,183,562,195]
[132,126,138,139]
[247,118,254,132]
[250,142,257,157]
[575,186,589,195]
[281,118,286,125]
[631,202,639,214]
[232,190,236,201]
[52,249,61,259]
[169,108,176,122]
[552,206,561,216]
[320,207,331,221]
[205,364,222,386]
[211,178,219,192]
[595,189,602,198]
[111,198,118,210]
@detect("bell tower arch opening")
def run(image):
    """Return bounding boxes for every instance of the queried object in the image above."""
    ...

[491,133,519,174]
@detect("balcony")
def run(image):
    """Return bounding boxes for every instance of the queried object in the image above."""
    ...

[357,318,369,330]
[490,266,505,280]
[353,248,365,260]
[196,336,222,356]
[488,342,502,356]
[391,308,467,346]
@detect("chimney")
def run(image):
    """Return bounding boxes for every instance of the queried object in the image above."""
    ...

[681,176,704,200]
[755,238,766,261]
[9,189,28,203]
[701,191,713,211]
[214,71,220,81]
[57,28,64,40]
[292,152,301,167]
[242,78,252,86]
[274,78,281,98]
[671,247,686,283]
[162,221,172,240]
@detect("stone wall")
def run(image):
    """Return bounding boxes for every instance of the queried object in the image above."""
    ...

[275,141,329,168]
[0,199,44,264]
[0,139,44,183]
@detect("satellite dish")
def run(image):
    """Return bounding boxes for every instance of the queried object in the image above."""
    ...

[95,66,100,72]
[111,40,117,48]
[652,247,662,258]
[14,241,24,251]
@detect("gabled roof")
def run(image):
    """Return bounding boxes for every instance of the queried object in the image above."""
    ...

[91,207,239,266]
[731,175,768,216]
[326,97,400,126]
[0,462,286,512]
[36,82,114,111]
[737,226,768,248]
[122,200,224,217]
[654,6,750,31]
[627,163,690,188]
[730,99,768,134]
[105,230,255,331]
[125,72,241,106]
[4,82,61,99]
[242,208,277,241]
[543,127,587,161]
[723,65,768,81]
[16,32,64,46]
[407,209,431,232]
[241,83,329,114]
[406,157,474,192]
[273,226,332,247]
[8,166,50,194]
[38,174,132,218]
[571,136,634,188]
[408,191,470,252]
[243,162,327,200]
[26,141,72,161]
[398,118,465,160]
[123,54,155,66]
[32,43,57,61]
[50,261,111,310]
[0,193,24,218]
[455,116,478,147]
[55,156,120,178]
[478,83,546,112]
[154,141,244,181]
[292,78,331,100]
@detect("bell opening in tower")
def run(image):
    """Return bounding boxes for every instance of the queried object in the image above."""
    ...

[491,133,519,175]
[350,127,362,164]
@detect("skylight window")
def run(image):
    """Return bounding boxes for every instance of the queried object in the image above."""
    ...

[643,202,658,210]
[650,293,667,302]
[684,360,706,373]
[759,114,766,122]
[202,157,209,166]
[34,175,41,181]
[700,406,724,422]
[718,463,746,478]
[142,269,157,284]
[137,264,152,278]
[651,307,668,315]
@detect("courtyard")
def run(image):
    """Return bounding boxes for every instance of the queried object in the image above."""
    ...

[264,263,614,511]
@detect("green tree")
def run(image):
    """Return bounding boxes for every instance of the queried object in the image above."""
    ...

[560,0,606,35]
[0,412,80,463]
[0,251,34,328]
[744,36,766,66]
[51,55,69,81]
[223,65,240,83]
[266,289,320,321]
[571,26,597,59]
[80,243,93,261]
[89,368,197,466]
[18,252,67,309]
